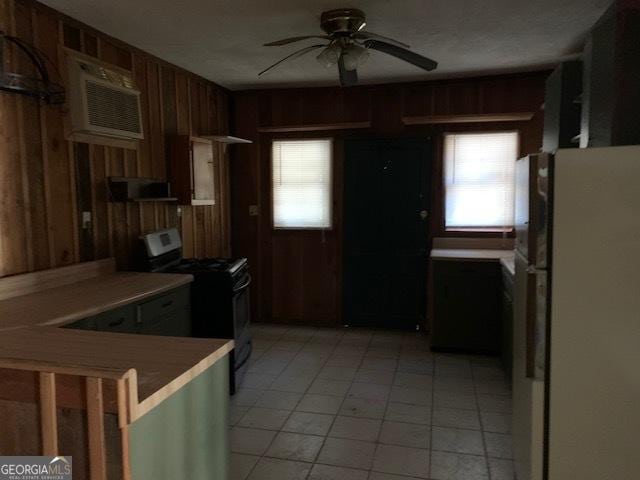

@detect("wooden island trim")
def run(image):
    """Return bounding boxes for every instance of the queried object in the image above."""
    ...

[0,259,234,478]
[0,327,233,479]
[0,326,234,420]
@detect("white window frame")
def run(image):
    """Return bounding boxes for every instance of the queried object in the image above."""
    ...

[271,138,334,230]
[443,130,519,232]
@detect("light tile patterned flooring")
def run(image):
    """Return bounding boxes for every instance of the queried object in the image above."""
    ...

[230,324,514,480]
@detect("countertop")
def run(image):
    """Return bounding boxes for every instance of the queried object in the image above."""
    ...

[0,271,194,331]
[431,248,515,275]
[0,258,234,421]
[500,256,515,276]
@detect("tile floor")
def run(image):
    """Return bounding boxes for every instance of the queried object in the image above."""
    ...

[230,324,514,480]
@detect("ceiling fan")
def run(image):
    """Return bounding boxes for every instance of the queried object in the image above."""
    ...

[259,8,438,87]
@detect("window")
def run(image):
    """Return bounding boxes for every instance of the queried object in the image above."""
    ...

[444,132,518,230]
[272,139,332,229]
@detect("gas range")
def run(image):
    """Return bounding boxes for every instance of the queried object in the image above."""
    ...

[140,228,252,395]
[172,257,247,275]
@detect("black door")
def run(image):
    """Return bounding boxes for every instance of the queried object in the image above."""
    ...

[343,138,431,329]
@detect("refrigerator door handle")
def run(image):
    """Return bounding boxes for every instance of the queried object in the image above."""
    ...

[525,268,548,380]
[533,271,548,380]
[525,270,538,378]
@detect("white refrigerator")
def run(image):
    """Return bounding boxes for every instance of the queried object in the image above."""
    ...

[513,146,640,480]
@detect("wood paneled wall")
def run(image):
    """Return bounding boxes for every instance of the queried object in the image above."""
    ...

[232,72,548,326]
[0,0,231,277]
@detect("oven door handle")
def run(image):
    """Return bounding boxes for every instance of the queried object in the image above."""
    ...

[233,274,252,293]
[235,341,253,371]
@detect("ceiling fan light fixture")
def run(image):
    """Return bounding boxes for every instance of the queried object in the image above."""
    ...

[262,8,438,86]
[316,43,341,68]
[342,43,369,71]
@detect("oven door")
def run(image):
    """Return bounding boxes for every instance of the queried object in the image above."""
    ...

[232,273,252,371]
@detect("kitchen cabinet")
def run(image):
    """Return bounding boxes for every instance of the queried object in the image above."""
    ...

[501,264,514,381]
[65,285,191,337]
[62,317,96,330]
[431,260,501,353]
[93,303,137,333]
[137,285,191,336]
[168,135,216,205]
[542,61,582,152]
[580,2,640,147]
[137,309,191,336]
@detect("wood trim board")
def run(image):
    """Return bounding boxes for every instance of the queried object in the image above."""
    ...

[39,371,58,455]
[258,121,371,133]
[401,112,536,125]
[86,377,108,480]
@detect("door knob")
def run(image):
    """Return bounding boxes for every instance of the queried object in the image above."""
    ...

[420,210,428,219]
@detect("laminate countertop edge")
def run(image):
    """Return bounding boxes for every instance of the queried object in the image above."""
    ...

[430,249,516,275]
[430,248,515,261]
[500,257,516,276]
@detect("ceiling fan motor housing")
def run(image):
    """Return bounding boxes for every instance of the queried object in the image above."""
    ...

[320,9,366,35]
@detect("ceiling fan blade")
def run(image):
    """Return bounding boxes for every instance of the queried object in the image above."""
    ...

[353,31,410,48]
[338,55,358,87]
[264,35,330,46]
[259,44,327,76]
[364,39,438,71]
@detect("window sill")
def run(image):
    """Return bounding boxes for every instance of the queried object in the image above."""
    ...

[445,227,514,233]
[273,227,334,231]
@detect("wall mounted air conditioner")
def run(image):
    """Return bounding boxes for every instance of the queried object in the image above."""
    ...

[67,54,144,140]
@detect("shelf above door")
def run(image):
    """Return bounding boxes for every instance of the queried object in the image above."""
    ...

[402,112,535,125]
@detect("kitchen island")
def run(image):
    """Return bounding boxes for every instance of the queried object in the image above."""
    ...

[0,259,234,480]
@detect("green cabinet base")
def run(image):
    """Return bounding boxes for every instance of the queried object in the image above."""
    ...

[129,356,229,480]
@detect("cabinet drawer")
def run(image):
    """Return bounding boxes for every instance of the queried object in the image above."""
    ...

[435,260,501,277]
[93,304,137,333]
[138,307,191,337]
[138,286,190,321]
[62,317,96,330]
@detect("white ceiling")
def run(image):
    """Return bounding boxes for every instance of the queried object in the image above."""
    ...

[41,0,611,90]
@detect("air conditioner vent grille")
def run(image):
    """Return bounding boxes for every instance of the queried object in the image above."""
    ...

[86,80,141,134]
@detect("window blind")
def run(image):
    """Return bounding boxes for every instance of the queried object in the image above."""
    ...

[272,139,332,229]
[444,132,518,229]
